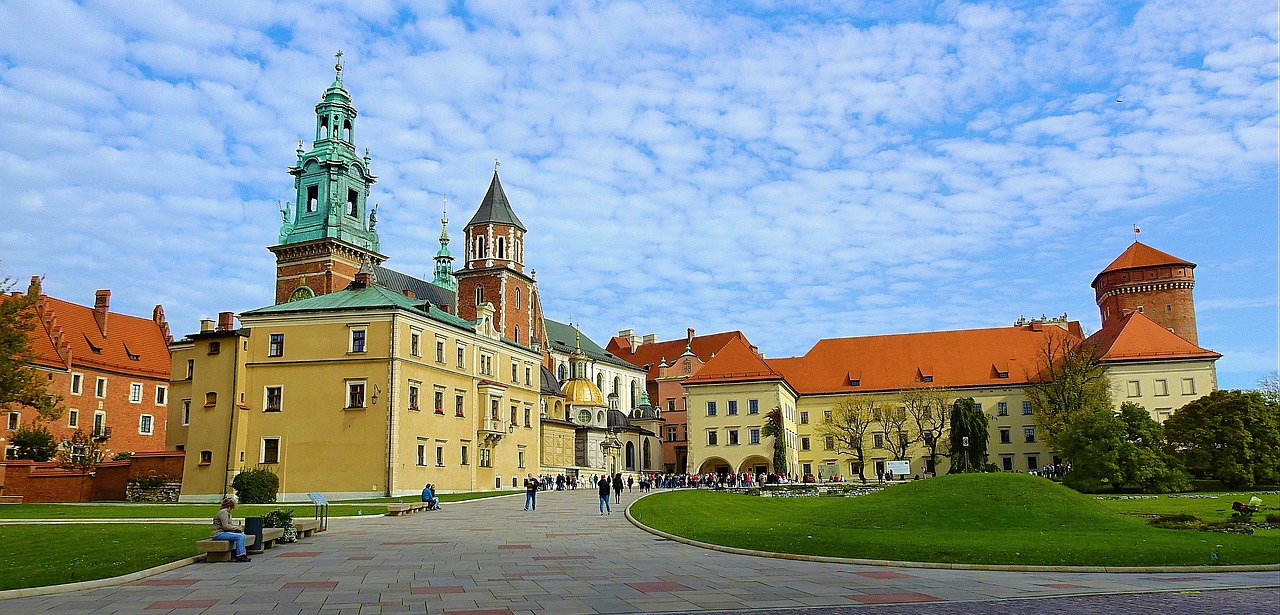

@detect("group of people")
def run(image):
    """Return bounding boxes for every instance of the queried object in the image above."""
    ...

[420,483,441,510]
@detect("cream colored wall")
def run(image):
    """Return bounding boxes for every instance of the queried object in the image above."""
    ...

[686,381,798,475]
[540,421,576,472]
[169,333,249,501]
[1103,358,1218,423]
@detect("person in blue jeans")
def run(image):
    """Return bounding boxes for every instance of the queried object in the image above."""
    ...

[524,474,538,511]
[598,475,612,515]
[421,483,440,510]
[211,497,250,562]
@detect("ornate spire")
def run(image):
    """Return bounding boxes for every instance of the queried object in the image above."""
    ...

[432,197,457,291]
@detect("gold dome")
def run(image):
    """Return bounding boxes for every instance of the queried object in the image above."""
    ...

[562,378,605,406]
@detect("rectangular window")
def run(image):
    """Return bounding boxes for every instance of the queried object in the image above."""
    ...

[511,362,519,383]
[93,411,105,434]
[873,433,884,448]
[436,339,445,362]
[800,436,810,450]
[410,333,421,357]
[155,385,167,405]
[799,411,809,424]
[200,450,213,465]
[1154,379,1169,396]
[460,444,469,465]
[824,436,834,450]
[268,333,284,357]
[181,400,190,426]
[1027,456,1038,471]
[728,429,739,445]
[706,430,718,446]
[96,378,107,399]
[1000,428,1011,444]
[518,450,525,468]
[479,354,493,376]
[1002,457,1014,471]
[455,394,465,417]
[186,359,194,379]
[264,386,283,412]
[261,438,280,464]
[129,383,143,404]
[997,402,1008,416]
[408,385,420,411]
[667,426,678,442]
[350,329,367,353]
[706,401,717,416]
[207,341,220,355]
[457,347,465,369]
[823,410,832,421]
[1126,380,1141,398]
[71,373,83,395]
[7,412,19,430]
[748,399,759,414]
[525,365,532,386]
[434,390,445,414]
[727,400,738,415]
[510,405,518,426]
[750,428,761,445]
[416,444,426,466]
[1022,401,1033,415]
[68,408,79,428]
[524,407,531,427]
[1024,427,1036,443]
[974,402,982,412]
[436,446,444,466]
[1181,378,1196,396]
[666,398,675,412]
[306,185,318,211]
[139,414,154,435]
[204,391,217,407]
[347,382,366,409]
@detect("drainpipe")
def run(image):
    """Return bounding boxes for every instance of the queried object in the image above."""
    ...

[221,331,241,499]
[386,313,398,497]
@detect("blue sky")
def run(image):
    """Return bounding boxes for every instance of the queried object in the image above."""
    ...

[1,0,1275,390]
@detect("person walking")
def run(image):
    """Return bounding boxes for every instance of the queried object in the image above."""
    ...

[597,474,612,515]
[523,473,538,511]
[627,475,634,493]
[612,472,624,504]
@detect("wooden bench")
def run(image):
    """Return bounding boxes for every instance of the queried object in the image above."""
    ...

[386,502,432,516]
[197,535,257,562]
[295,518,321,537]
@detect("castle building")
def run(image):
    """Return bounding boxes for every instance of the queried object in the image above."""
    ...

[2,277,172,460]
[1092,242,1198,345]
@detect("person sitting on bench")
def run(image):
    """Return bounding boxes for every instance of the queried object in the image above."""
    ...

[421,483,441,510]
[211,497,251,562]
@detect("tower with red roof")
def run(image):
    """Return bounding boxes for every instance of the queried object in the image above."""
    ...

[1091,242,1198,345]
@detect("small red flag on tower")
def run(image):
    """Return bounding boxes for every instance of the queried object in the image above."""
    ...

[1133,224,1141,236]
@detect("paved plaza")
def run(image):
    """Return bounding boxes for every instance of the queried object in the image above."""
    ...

[2,489,1277,614]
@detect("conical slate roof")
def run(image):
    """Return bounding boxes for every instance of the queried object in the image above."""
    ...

[467,171,526,231]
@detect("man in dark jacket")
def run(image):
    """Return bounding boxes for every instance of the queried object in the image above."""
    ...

[612,473,624,504]
[597,475,612,515]
[523,473,538,511]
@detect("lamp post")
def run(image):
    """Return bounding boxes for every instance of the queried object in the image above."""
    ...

[601,429,622,475]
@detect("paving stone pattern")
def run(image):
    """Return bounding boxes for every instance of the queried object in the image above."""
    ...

[2,489,1277,614]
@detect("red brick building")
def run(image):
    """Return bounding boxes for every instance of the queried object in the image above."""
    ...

[606,328,749,473]
[1092,241,1199,345]
[2,277,172,460]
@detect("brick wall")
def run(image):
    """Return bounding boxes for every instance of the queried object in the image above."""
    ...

[0,451,184,503]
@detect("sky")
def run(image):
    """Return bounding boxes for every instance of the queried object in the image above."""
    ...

[0,0,1276,391]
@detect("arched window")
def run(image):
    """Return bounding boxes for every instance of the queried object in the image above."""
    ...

[514,287,521,309]
[514,325,520,344]
[596,373,604,390]
[342,120,352,141]
[557,363,566,381]
[596,411,604,424]
[497,237,505,259]
[474,236,487,259]
[625,442,635,470]
[630,380,639,408]
[642,440,651,470]
[319,116,329,139]
[612,376,620,396]
[475,286,483,306]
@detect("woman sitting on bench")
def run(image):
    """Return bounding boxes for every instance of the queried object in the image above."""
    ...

[211,497,251,562]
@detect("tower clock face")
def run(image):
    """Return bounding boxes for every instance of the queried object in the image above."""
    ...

[288,286,315,302]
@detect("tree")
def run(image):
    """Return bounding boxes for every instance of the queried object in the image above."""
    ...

[876,403,912,462]
[1056,402,1190,493]
[759,406,788,475]
[1259,371,1280,406]
[55,429,108,499]
[1164,390,1280,489]
[11,423,58,461]
[1024,333,1111,449]
[900,385,952,475]
[948,397,989,473]
[0,274,63,422]
[816,397,877,481]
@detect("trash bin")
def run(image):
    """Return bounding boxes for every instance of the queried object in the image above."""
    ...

[245,517,264,554]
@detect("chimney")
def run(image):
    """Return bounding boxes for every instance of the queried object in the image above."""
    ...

[403,289,416,299]
[353,271,370,288]
[642,333,657,345]
[200,318,215,333]
[93,290,110,336]
[217,311,235,332]
[686,327,695,344]
[27,276,41,297]
[619,328,633,339]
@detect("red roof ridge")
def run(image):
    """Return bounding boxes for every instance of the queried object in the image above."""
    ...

[684,336,784,385]
[1085,311,1219,362]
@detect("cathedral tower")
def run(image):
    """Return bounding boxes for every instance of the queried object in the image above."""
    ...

[1092,241,1198,345]
[454,169,545,349]
[432,202,457,292]
[270,53,385,304]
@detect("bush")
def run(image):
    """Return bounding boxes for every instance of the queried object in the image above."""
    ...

[129,473,173,490]
[1149,513,1205,530]
[10,424,57,462]
[112,452,133,461]
[231,467,279,504]
[262,508,298,543]
[1266,513,1280,524]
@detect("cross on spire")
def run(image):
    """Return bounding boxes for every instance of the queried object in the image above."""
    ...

[494,158,500,170]
[334,50,344,81]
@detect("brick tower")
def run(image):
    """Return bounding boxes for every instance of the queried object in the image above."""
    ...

[268,53,385,304]
[454,169,546,349]
[1091,241,1198,345]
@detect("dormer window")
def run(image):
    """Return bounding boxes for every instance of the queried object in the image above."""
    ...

[307,186,318,212]
[346,189,358,216]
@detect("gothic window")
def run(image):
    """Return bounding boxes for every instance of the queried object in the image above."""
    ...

[642,439,651,469]
[625,442,635,470]
[306,185,318,212]
[612,376,620,396]
[497,237,505,259]
[474,235,487,259]
[514,288,521,309]
[514,325,520,344]
[475,286,483,306]
[347,189,358,216]
[557,363,566,381]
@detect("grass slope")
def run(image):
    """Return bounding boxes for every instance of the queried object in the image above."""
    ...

[629,473,1279,567]
[0,524,208,591]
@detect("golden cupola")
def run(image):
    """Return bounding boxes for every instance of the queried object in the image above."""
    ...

[562,328,605,406]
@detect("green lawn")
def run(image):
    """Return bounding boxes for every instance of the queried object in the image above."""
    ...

[629,474,1280,567]
[0,490,519,520]
[0,524,208,591]
[1093,493,1279,518]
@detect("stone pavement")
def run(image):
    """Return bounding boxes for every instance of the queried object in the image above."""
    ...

[3,489,1277,614]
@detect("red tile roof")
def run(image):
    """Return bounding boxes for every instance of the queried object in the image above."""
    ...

[1085,311,1220,363]
[1092,242,1195,288]
[763,323,1085,395]
[10,292,172,379]
[683,336,787,386]
[605,330,747,379]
